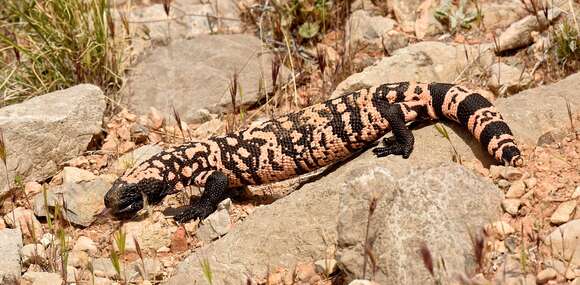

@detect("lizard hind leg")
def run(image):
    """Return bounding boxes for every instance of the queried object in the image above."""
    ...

[173,171,230,223]
[372,103,415,159]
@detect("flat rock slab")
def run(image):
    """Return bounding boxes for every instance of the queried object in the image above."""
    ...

[0,84,105,196]
[495,72,580,145]
[0,229,23,284]
[124,34,289,123]
[331,42,494,97]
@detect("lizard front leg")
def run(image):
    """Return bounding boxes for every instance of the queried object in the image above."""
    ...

[373,101,425,159]
[173,171,230,223]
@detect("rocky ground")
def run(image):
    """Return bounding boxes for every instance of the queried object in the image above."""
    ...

[0,0,579,284]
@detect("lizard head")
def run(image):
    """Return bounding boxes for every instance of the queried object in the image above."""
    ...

[104,159,170,218]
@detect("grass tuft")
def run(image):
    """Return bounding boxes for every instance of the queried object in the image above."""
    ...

[0,0,127,108]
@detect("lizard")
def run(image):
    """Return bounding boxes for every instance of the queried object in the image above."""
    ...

[104,82,523,222]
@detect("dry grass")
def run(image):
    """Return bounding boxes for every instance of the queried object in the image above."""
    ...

[0,0,128,109]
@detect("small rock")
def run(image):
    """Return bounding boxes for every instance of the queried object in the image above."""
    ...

[22,272,63,285]
[148,107,165,129]
[524,177,538,189]
[0,229,23,283]
[73,236,98,255]
[122,219,173,252]
[496,8,562,52]
[33,169,114,227]
[489,165,503,179]
[497,179,511,189]
[347,10,397,46]
[170,226,188,253]
[572,186,580,199]
[130,258,162,282]
[92,257,120,279]
[314,259,338,275]
[24,182,43,197]
[39,233,54,248]
[502,199,522,216]
[68,250,90,269]
[545,220,580,268]
[381,30,409,54]
[114,144,163,174]
[537,267,558,284]
[487,63,532,95]
[486,221,515,240]
[505,180,526,198]
[550,201,577,225]
[196,199,232,243]
[67,266,79,282]
[500,167,524,181]
[192,119,224,138]
[4,207,43,241]
[294,263,317,282]
[157,246,171,253]
[20,244,46,266]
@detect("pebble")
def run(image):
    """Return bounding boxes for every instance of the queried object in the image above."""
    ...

[505,180,526,198]
[24,182,43,197]
[497,179,511,189]
[524,177,538,189]
[39,233,55,248]
[550,201,577,225]
[501,167,523,181]
[536,267,558,284]
[147,107,165,129]
[157,246,171,253]
[20,244,46,266]
[92,276,113,285]
[72,236,98,255]
[22,271,63,285]
[68,250,90,268]
[572,186,580,199]
[502,199,522,216]
[170,226,188,253]
[485,221,515,240]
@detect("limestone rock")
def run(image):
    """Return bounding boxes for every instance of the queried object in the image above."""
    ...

[0,229,22,284]
[125,34,289,123]
[487,62,532,96]
[347,10,397,46]
[332,42,494,97]
[22,272,63,285]
[544,220,580,270]
[0,84,105,196]
[32,167,114,227]
[496,8,562,52]
[550,201,577,225]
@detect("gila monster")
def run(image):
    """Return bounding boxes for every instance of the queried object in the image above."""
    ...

[105,82,522,222]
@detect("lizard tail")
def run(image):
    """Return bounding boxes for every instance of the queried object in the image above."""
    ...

[428,83,523,167]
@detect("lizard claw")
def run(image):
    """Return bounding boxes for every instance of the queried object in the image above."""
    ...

[373,142,413,159]
[173,202,217,223]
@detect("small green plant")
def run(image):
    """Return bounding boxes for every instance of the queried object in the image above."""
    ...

[57,228,69,281]
[434,123,463,164]
[200,257,214,285]
[110,228,127,282]
[553,19,580,68]
[0,0,127,107]
[434,0,482,34]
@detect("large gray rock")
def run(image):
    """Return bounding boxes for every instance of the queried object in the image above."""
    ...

[125,0,241,44]
[0,229,23,284]
[331,42,494,97]
[336,164,502,283]
[168,160,501,284]
[0,84,105,197]
[125,34,289,122]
